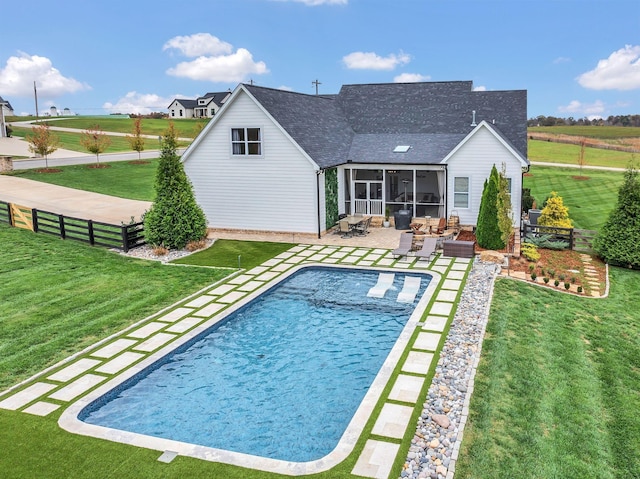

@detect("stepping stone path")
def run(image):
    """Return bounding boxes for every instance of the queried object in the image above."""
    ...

[0,245,478,479]
[579,253,602,297]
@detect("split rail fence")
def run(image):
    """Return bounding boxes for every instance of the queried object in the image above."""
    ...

[0,200,145,252]
[521,223,597,253]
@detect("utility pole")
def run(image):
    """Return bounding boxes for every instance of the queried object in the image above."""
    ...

[312,79,322,95]
[34,81,39,119]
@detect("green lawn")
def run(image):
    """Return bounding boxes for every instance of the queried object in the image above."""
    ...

[172,239,296,269]
[0,224,229,390]
[524,165,625,230]
[528,139,637,169]
[455,268,640,479]
[10,160,159,201]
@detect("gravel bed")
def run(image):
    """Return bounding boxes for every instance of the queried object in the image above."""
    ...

[400,259,500,479]
[118,240,215,263]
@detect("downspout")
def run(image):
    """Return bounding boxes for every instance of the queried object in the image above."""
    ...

[316,169,323,239]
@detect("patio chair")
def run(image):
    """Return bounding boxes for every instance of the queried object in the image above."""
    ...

[397,276,422,303]
[367,272,395,298]
[339,219,352,238]
[354,217,371,236]
[435,217,447,235]
[392,232,414,258]
[415,237,437,261]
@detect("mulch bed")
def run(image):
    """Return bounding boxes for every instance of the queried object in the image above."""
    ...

[128,160,150,165]
[34,168,62,174]
[87,164,111,169]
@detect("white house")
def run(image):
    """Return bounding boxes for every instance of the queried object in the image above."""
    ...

[0,96,14,138]
[168,91,231,119]
[181,81,529,237]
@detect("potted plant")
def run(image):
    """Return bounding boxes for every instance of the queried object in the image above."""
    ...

[383,207,391,228]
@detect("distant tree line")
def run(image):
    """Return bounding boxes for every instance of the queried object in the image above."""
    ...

[528,115,640,127]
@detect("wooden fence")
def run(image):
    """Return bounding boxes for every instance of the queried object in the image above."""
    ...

[521,223,597,252]
[0,200,145,252]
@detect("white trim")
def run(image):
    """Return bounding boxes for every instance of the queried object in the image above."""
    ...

[441,120,529,167]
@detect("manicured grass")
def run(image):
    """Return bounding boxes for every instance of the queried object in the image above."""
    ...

[172,239,297,269]
[528,139,637,169]
[11,160,159,201]
[529,125,640,139]
[0,225,229,390]
[26,116,205,139]
[455,268,640,479]
[524,165,625,230]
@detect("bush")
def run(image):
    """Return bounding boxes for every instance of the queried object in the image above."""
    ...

[531,272,537,281]
[144,123,207,249]
[564,282,570,290]
[538,191,573,230]
[577,286,583,293]
[543,277,550,284]
[554,279,560,287]
[476,166,505,250]
[522,233,569,250]
[522,187,535,213]
[521,243,541,262]
[593,165,640,269]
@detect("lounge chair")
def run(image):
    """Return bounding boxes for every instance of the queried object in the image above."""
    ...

[339,219,352,238]
[392,232,413,258]
[367,273,395,298]
[397,276,422,303]
[415,237,437,261]
[354,216,371,236]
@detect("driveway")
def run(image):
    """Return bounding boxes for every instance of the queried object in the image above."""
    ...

[0,175,151,224]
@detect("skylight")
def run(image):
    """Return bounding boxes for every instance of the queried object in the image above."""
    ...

[393,145,411,153]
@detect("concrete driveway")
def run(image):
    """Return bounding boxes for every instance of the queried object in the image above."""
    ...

[0,175,151,224]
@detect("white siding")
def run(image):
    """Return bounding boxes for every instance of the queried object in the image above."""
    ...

[446,126,523,226]
[183,91,321,234]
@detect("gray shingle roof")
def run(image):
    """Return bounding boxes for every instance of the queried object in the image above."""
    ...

[0,96,13,111]
[243,81,527,169]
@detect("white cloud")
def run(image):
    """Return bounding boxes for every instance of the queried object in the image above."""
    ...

[577,45,640,90]
[278,85,294,91]
[473,85,487,91]
[103,91,176,114]
[343,51,411,71]
[163,33,233,57]
[558,99,605,116]
[0,52,90,97]
[167,48,268,82]
[553,56,571,64]
[393,73,430,83]
[273,0,347,5]
[164,34,268,83]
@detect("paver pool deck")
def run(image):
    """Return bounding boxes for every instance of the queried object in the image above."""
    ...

[0,244,472,478]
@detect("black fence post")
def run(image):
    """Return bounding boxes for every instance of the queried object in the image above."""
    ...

[121,225,129,252]
[570,228,574,250]
[88,220,95,245]
[59,214,66,239]
[32,209,39,233]
[7,202,14,227]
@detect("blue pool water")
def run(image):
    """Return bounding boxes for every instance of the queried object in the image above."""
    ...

[80,267,430,462]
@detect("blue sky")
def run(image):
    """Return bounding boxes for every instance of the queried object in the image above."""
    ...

[1,0,638,119]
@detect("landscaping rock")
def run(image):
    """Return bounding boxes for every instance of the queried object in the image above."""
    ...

[479,250,504,264]
[432,414,451,429]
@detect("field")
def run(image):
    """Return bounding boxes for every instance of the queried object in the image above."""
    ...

[528,139,637,169]
[529,125,640,139]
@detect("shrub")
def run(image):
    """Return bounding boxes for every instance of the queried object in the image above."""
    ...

[577,286,583,293]
[564,282,570,290]
[521,243,541,262]
[144,123,207,249]
[186,239,207,252]
[528,264,536,272]
[522,187,535,213]
[152,245,168,256]
[547,268,556,278]
[538,191,573,230]
[554,279,560,287]
[476,165,505,250]
[543,277,550,284]
[558,273,565,282]
[522,233,569,250]
[593,165,640,269]
[531,272,537,281]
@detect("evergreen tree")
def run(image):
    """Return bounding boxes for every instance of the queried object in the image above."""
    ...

[475,165,505,250]
[538,191,573,229]
[593,166,640,268]
[497,164,514,250]
[144,123,207,249]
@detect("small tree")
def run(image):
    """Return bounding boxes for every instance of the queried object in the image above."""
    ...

[476,165,504,250]
[593,165,640,268]
[144,122,207,249]
[578,137,587,175]
[80,125,111,165]
[537,191,573,229]
[497,164,514,250]
[26,123,59,169]
[126,117,145,160]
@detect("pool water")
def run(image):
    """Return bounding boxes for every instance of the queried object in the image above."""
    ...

[80,267,430,462]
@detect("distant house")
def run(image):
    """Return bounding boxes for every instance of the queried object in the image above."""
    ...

[167,91,231,119]
[182,81,529,237]
[0,96,14,138]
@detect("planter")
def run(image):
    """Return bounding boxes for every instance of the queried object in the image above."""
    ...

[383,220,390,228]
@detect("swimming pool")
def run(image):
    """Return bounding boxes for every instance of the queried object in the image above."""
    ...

[61,265,437,474]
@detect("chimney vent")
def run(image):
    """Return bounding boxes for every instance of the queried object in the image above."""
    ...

[470,110,477,127]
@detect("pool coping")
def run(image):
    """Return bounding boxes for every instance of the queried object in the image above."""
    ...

[57,263,441,476]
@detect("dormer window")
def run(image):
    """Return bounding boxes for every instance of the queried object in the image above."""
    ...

[232,128,262,155]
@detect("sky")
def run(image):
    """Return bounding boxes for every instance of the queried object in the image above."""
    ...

[0,0,638,120]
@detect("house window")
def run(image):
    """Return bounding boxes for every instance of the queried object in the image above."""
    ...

[454,177,469,208]
[171,110,175,117]
[179,109,183,117]
[232,128,262,155]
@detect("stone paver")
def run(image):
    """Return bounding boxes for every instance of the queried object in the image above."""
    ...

[156,307,195,322]
[47,358,101,383]
[48,374,106,402]
[372,403,414,439]
[402,351,434,375]
[0,382,57,410]
[133,333,177,352]
[413,332,441,351]
[127,322,166,339]
[192,302,226,318]
[436,289,458,302]
[352,440,401,479]
[90,339,137,359]
[389,374,426,403]
[166,316,206,334]
[423,315,448,332]
[441,279,462,290]
[23,401,61,416]
[430,301,453,317]
[95,352,145,375]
